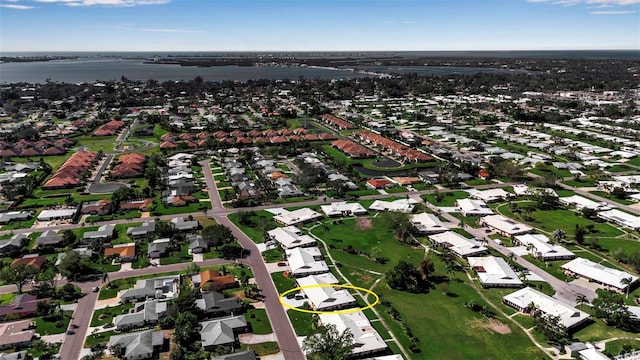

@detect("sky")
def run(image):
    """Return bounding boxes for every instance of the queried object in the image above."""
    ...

[0,0,638,52]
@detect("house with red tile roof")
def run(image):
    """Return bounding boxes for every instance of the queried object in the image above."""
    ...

[332,139,375,159]
[11,254,45,270]
[43,150,97,189]
[319,114,357,130]
[104,243,136,262]
[160,141,178,149]
[120,198,154,211]
[93,119,125,136]
[366,178,393,189]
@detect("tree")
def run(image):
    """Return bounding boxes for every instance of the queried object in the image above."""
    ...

[173,312,200,350]
[574,224,586,245]
[58,250,93,280]
[386,261,423,293]
[384,212,413,244]
[533,314,570,346]
[621,277,634,299]
[576,294,589,310]
[184,262,200,275]
[302,323,354,360]
[202,224,235,249]
[0,263,38,293]
[551,229,566,244]
[592,290,632,329]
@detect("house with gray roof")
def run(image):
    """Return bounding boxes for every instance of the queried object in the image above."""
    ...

[199,315,247,351]
[107,329,164,360]
[170,217,199,231]
[0,234,27,254]
[126,221,156,237]
[211,350,256,360]
[114,299,168,330]
[119,275,181,303]
[82,224,115,242]
[188,234,208,254]
[196,291,243,316]
[35,230,63,248]
[0,211,32,225]
[148,238,171,259]
[0,351,28,360]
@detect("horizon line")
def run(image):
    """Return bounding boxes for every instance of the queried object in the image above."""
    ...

[2,49,640,53]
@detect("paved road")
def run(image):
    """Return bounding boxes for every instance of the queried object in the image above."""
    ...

[557,180,640,216]
[201,160,304,360]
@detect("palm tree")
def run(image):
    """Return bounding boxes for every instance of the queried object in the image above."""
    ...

[507,252,516,266]
[418,258,435,283]
[575,294,588,310]
[621,277,634,298]
[551,229,566,244]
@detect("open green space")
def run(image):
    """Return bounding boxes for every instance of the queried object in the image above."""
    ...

[522,255,570,281]
[562,179,598,188]
[228,211,275,244]
[153,197,211,215]
[310,216,423,273]
[589,191,636,205]
[90,303,135,327]
[159,244,192,265]
[246,308,272,335]
[35,310,73,335]
[75,136,118,152]
[496,202,624,238]
[574,318,640,343]
[605,339,640,356]
[422,190,469,207]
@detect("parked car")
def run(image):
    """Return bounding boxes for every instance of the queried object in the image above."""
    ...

[92,286,100,292]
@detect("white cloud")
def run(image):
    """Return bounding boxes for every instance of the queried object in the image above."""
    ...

[33,0,169,6]
[591,9,637,13]
[0,3,34,8]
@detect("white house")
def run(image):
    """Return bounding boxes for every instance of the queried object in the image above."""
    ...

[514,234,575,261]
[267,226,316,249]
[320,202,367,217]
[598,209,640,230]
[479,215,532,237]
[503,287,590,329]
[560,195,611,211]
[37,208,77,221]
[428,231,488,258]
[368,198,417,213]
[456,198,494,217]
[318,312,387,356]
[466,188,510,203]
[561,258,638,293]
[468,256,523,288]
[273,208,323,226]
[285,247,329,277]
[410,213,448,234]
[296,274,357,311]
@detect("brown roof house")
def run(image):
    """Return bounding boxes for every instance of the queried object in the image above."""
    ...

[0,320,34,350]
[104,243,137,263]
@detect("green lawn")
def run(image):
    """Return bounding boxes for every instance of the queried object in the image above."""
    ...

[86,211,141,223]
[386,186,409,194]
[562,179,598,188]
[271,272,296,295]
[605,339,640,356]
[589,191,636,205]
[153,198,211,215]
[497,202,624,238]
[239,341,280,356]
[228,211,275,243]
[246,308,272,335]
[0,292,15,305]
[0,217,37,231]
[262,248,284,263]
[597,238,640,254]
[574,318,640,343]
[99,279,133,300]
[287,308,316,336]
[90,303,134,327]
[84,330,116,348]
[159,244,192,265]
[35,311,73,335]
[422,190,469,207]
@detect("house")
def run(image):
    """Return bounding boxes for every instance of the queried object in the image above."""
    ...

[0,211,31,225]
[368,198,417,213]
[0,320,34,350]
[35,230,63,248]
[296,273,357,311]
[598,209,640,230]
[211,350,256,360]
[514,234,575,261]
[318,312,387,356]
[114,299,168,331]
[119,275,180,303]
[193,270,237,291]
[331,139,375,158]
[55,247,94,266]
[466,188,510,203]
[148,238,171,259]
[0,351,29,360]
[273,208,323,227]
[0,294,49,321]
[199,315,248,351]
[120,199,154,212]
[366,178,393,190]
[267,226,316,249]
[286,247,329,277]
[428,231,488,258]
[410,213,447,234]
[195,291,243,316]
[11,254,45,270]
[37,208,77,221]
[559,195,611,211]
[126,221,156,237]
[188,235,208,254]
[82,224,115,241]
[503,287,590,330]
[467,256,523,288]
[0,234,27,254]
[107,330,164,360]
[320,202,368,217]
[479,215,533,237]
[81,199,112,215]
[456,198,494,217]
[170,217,199,231]
[104,243,137,263]
[561,258,638,293]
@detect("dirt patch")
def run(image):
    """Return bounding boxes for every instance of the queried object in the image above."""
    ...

[357,218,373,230]
[466,318,511,335]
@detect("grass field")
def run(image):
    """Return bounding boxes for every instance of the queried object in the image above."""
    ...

[240,342,280,356]
[422,190,469,207]
[84,330,116,348]
[90,303,134,327]
[35,311,74,335]
[228,211,275,243]
[589,191,636,205]
[605,339,640,356]
[246,308,272,335]
[562,179,598,188]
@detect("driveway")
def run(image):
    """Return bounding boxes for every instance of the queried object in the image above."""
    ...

[193,253,204,262]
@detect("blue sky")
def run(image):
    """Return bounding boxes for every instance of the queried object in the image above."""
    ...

[0,0,638,51]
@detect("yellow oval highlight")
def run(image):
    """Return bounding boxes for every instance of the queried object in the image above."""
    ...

[279,283,379,315]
